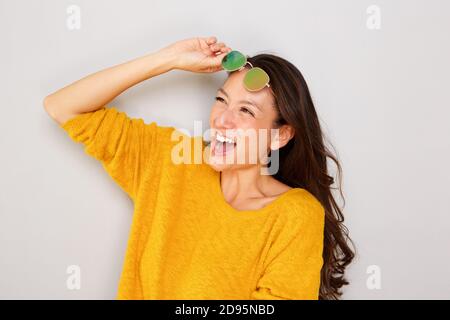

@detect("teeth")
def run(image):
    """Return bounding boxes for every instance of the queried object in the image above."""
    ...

[216,132,235,144]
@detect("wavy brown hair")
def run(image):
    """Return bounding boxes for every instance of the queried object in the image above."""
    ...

[230,53,355,299]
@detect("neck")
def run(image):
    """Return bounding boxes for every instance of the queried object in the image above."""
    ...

[220,165,275,202]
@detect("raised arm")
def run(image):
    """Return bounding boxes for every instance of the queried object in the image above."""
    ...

[43,36,232,125]
[43,50,176,125]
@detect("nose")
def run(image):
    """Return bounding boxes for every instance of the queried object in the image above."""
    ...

[214,108,236,129]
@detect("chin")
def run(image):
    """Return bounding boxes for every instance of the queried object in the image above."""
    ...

[207,163,225,172]
[206,157,256,173]
[204,143,256,172]
[206,158,235,172]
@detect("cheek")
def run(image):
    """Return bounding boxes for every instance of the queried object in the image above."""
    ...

[209,105,222,126]
[209,107,216,124]
[235,126,272,164]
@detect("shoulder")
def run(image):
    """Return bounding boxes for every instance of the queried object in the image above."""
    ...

[281,188,325,225]
[151,128,211,171]
[267,188,325,257]
[160,127,204,148]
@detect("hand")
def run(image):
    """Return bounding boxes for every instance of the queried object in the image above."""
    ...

[159,36,232,73]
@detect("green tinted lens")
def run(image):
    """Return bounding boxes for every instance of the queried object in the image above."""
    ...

[221,50,247,71]
[243,67,270,91]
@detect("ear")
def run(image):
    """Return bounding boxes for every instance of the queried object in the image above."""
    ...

[270,125,295,150]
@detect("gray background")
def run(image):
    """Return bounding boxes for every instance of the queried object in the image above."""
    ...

[1,0,449,299]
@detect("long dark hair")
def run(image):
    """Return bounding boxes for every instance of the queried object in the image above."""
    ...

[240,53,356,300]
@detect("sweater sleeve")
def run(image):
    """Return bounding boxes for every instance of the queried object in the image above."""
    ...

[59,106,173,201]
[251,197,325,300]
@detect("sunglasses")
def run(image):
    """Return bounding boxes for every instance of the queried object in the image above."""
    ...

[221,50,270,92]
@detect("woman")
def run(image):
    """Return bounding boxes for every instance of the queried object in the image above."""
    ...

[44,36,354,300]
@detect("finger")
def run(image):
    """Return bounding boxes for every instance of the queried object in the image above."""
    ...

[214,51,228,63]
[213,47,232,57]
[216,47,232,56]
[206,36,217,44]
[210,42,225,52]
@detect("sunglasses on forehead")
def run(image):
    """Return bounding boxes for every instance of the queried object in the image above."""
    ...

[221,50,271,92]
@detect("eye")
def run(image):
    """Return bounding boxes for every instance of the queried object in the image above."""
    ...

[240,107,255,117]
[214,97,255,117]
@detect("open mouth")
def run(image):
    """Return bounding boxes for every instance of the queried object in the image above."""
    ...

[212,132,237,157]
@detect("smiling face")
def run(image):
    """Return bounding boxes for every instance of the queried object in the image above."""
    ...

[207,68,294,172]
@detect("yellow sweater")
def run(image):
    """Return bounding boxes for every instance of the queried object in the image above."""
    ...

[60,106,325,300]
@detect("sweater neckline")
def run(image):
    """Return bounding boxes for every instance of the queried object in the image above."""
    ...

[212,170,303,216]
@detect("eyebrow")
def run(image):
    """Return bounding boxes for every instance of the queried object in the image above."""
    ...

[217,88,262,111]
